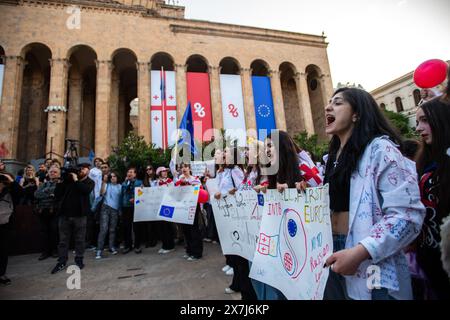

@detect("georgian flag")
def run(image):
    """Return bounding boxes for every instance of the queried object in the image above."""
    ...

[151,69,177,149]
[298,150,323,187]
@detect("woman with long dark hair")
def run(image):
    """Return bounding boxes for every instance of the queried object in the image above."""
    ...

[414,95,450,299]
[323,87,425,300]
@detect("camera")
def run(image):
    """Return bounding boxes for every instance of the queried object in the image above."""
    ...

[61,139,80,182]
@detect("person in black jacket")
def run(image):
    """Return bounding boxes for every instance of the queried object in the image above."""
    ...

[0,171,22,286]
[51,163,94,274]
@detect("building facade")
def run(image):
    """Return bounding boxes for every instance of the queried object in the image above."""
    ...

[0,0,334,162]
[371,62,448,128]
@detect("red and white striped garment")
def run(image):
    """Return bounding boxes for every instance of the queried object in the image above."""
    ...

[298,150,323,187]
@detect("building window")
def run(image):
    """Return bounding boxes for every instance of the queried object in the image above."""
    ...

[413,89,421,106]
[380,103,386,110]
[395,97,404,112]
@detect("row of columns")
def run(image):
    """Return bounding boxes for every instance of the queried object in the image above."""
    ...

[0,56,321,161]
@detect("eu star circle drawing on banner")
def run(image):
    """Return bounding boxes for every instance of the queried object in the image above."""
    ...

[258,104,271,118]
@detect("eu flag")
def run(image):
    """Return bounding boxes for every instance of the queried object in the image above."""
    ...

[252,76,277,141]
[159,205,175,218]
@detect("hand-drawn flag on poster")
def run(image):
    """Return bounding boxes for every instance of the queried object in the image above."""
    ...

[159,205,175,218]
[151,69,177,149]
[186,72,213,142]
[219,74,247,146]
[252,76,276,141]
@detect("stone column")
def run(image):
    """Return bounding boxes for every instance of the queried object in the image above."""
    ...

[95,60,112,159]
[269,69,287,131]
[137,61,151,144]
[241,68,256,132]
[66,71,82,142]
[45,58,70,161]
[175,63,187,126]
[0,56,25,159]
[295,72,315,135]
[109,69,120,148]
[209,65,223,130]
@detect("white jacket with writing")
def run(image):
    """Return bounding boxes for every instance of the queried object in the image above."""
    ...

[344,136,425,300]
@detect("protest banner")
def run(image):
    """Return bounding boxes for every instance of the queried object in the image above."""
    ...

[157,185,200,225]
[134,186,165,222]
[249,185,332,300]
[209,186,262,261]
[190,160,215,177]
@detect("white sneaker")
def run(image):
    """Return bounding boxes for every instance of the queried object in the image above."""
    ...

[225,287,236,294]
[225,268,234,276]
[158,248,165,254]
[187,256,199,261]
[182,254,189,259]
[161,249,175,254]
[222,265,231,272]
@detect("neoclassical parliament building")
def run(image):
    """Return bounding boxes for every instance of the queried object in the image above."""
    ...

[0,0,333,162]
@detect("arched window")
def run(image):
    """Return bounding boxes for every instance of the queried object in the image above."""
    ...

[413,89,421,106]
[380,103,386,110]
[395,97,404,112]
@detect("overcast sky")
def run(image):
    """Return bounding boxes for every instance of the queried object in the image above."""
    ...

[176,0,450,92]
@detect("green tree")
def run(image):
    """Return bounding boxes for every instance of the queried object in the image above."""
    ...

[382,109,417,139]
[293,131,329,162]
[107,132,172,180]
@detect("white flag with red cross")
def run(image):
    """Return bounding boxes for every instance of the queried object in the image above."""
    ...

[151,69,177,149]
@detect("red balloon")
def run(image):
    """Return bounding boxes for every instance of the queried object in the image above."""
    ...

[198,189,209,204]
[413,59,448,89]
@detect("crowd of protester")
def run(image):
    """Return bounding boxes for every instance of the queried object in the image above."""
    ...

[0,78,449,300]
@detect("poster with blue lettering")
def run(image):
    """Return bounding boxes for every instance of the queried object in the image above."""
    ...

[252,76,276,141]
[249,185,333,300]
[157,185,200,225]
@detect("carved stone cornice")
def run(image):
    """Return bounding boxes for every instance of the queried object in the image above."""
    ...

[170,24,328,48]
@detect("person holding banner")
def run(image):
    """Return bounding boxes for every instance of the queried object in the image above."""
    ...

[143,165,159,248]
[250,130,309,300]
[156,167,176,254]
[175,163,204,261]
[214,146,257,300]
[121,167,143,254]
[323,87,425,300]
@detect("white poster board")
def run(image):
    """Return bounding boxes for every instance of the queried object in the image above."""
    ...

[190,160,215,177]
[249,185,333,300]
[134,187,165,222]
[209,187,263,261]
[157,185,200,225]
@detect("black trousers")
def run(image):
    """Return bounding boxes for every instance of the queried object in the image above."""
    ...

[160,221,175,250]
[0,224,9,276]
[133,221,146,249]
[145,221,159,247]
[204,203,219,241]
[229,255,257,300]
[38,209,58,255]
[58,216,87,263]
[182,206,203,258]
[122,207,134,249]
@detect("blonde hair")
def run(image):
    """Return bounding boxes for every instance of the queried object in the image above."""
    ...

[25,164,36,178]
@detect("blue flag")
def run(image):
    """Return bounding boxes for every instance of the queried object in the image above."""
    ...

[252,76,277,141]
[159,205,175,218]
[88,149,95,162]
[177,102,198,156]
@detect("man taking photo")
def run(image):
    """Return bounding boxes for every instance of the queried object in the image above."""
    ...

[51,163,94,274]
